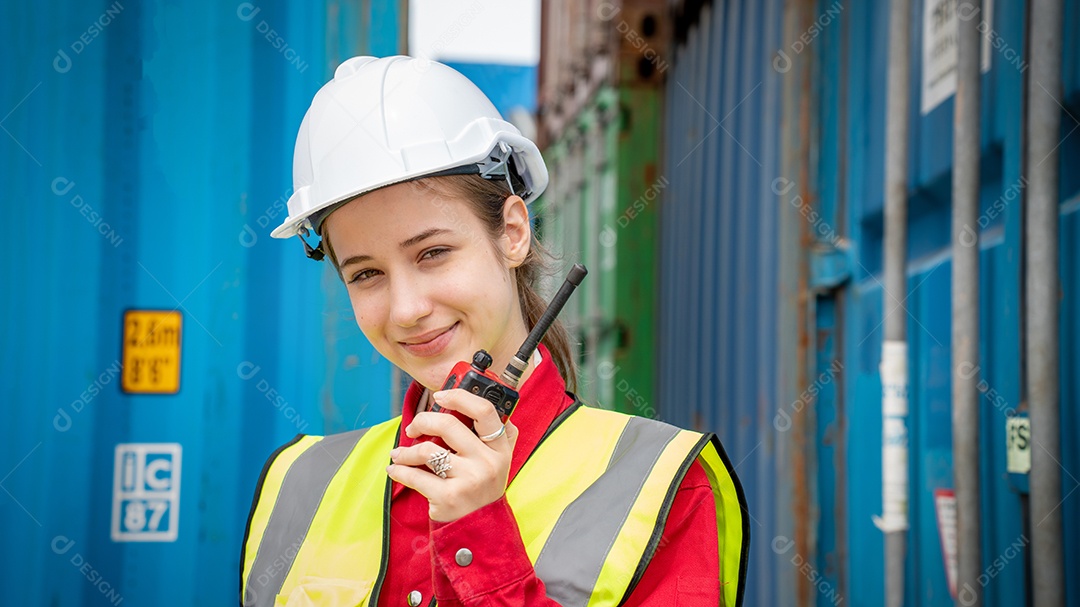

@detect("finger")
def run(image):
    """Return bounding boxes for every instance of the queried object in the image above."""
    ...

[390,442,451,468]
[387,462,443,498]
[432,389,505,436]
[408,411,482,455]
[502,420,520,452]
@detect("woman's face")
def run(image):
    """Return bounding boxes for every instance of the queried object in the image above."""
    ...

[323,181,532,391]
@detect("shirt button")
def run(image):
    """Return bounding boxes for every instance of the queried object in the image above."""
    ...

[455,548,473,566]
[407,590,423,606]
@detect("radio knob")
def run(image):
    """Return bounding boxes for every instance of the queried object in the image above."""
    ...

[472,350,493,371]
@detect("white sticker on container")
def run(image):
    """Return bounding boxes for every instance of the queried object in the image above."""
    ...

[921,0,994,115]
[111,443,181,542]
[875,340,910,532]
[880,341,909,417]
[1006,417,1031,474]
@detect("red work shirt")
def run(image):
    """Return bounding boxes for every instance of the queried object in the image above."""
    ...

[379,346,721,606]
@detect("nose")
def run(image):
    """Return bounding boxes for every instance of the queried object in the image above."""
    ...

[387,272,433,328]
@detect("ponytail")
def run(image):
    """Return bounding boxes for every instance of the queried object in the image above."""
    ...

[514,240,579,392]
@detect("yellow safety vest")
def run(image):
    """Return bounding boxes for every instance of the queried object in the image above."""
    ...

[241,401,748,607]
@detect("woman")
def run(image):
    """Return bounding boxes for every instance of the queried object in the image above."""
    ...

[241,56,748,607]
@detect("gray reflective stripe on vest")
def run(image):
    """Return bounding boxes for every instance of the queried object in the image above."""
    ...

[534,417,681,607]
[244,429,368,607]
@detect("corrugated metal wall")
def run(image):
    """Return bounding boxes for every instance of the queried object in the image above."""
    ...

[661,0,1080,605]
[661,0,789,602]
[0,1,403,603]
[841,0,1079,605]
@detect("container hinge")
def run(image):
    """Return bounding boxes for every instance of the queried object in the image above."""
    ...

[809,239,853,291]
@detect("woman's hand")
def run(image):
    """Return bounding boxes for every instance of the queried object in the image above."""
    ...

[386,389,519,522]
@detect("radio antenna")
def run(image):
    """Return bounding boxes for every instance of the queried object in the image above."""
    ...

[501,264,587,388]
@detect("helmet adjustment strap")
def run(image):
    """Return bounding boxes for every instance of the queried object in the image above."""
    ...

[477,142,531,200]
[478,141,514,189]
[294,143,533,263]
[421,143,533,199]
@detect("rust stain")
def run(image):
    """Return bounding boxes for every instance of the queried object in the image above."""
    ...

[792,0,816,605]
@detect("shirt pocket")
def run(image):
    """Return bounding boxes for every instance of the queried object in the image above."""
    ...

[676,576,721,606]
[275,577,373,607]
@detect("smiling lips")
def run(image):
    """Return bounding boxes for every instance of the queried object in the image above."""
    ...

[399,322,458,358]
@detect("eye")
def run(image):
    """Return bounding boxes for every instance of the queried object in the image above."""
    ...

[347,268,382,285]
[419,247,450,262]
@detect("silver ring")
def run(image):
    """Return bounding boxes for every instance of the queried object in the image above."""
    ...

[426,449,452,478]
[478,424,506,442]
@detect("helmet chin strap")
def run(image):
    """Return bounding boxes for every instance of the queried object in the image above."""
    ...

[298,225,326,261]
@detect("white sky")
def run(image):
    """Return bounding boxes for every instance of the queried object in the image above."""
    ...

[408,0,541,65]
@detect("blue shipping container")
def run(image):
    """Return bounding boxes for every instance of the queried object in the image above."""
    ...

[0,1,403,604]
[660,0,1080,605]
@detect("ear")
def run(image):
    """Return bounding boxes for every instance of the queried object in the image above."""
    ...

[501,195,531,268]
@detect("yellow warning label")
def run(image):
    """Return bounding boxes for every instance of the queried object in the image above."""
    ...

[121,310,182,394]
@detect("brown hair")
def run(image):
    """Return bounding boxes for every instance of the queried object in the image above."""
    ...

[323,174,579,391]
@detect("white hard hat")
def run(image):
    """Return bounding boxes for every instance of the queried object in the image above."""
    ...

[271,55,549,256]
